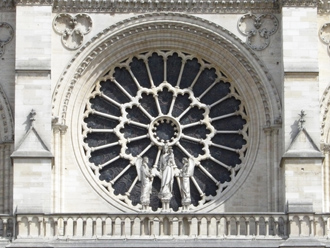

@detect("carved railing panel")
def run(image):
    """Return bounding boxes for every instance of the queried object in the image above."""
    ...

[0,213,329,240]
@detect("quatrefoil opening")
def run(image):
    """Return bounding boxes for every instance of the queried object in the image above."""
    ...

[53,13,92,50]
[238,14,278,51]
[0,22,14,57]
[320,23,330,54]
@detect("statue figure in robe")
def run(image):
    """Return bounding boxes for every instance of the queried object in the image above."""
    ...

[136,156,153,207]
[158,144,176,200]
[180,157,194,206]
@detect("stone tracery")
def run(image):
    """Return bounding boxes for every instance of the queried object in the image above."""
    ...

[82,50,248,211]
[238,14,279,51]
[53,13,92,50]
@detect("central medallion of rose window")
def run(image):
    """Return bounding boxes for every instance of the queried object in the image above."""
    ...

[82,50,248,211]
[151,116,180,145]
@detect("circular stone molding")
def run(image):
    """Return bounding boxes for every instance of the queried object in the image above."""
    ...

[82,50,248,212]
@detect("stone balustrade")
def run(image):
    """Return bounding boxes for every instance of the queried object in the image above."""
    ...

[0,215,14,238]
[0,213,329,240]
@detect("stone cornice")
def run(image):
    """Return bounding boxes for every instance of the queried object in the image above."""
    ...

[52,0,279,13]
[281,0,318,7]
[0,0,329,12]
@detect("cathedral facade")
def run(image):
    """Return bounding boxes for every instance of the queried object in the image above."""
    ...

[1,0,330,247]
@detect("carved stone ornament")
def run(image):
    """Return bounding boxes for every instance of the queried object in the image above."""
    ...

[0,22,14,58]
[1,0,329,13]
[53,13,92,50]
[320,23,330,54]
[238,14,278,51]
[82,50,248,212]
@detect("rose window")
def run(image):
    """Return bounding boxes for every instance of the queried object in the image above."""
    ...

[82,50,248,211]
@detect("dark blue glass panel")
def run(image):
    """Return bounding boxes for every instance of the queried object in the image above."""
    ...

[166,53,182,87]
[179,58,200,89]
[148,52,164,87]
[114,67,138,97]
[130,57,151,88]
[192,68,217,97]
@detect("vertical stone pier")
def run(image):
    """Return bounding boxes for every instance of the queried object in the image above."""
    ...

[11,4,53,213]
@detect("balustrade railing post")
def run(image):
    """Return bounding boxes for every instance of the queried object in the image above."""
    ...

[288,220,292,238]
[274,219,278,237]
[92,218,96,236]
[150,218,154,236]
[2,218,7,238]
[169,217,173,236]
[130,218,134,237]
[101,219,105,236]
[197,218,201,237]
[256,220,260,237]
[63,219,67,237]
[224,218,228,236]
[73,218,77,237]
[39,218,44,237]
[187,218,192,237]
[246,220,249,236]
[141,218,145,236]
[207,218,211,237]
[265,220,269,237]
[237,220,240,236]
[121,218,125,236]
[27,218,32,237]
[178,217,182,236]
[159,218,163,236]
[311,217,314,237]
[54,218,58,237]
[82,219,87,237]
[216,218,220,237]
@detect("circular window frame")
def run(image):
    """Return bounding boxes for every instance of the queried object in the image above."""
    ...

[81,50,249,211]
[54,14,281,213]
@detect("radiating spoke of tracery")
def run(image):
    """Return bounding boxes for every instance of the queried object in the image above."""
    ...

[82,50,248,211]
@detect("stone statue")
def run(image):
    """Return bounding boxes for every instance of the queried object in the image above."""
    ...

[180,157,194,208]
[158,145,176,201]
[136,156,153,209]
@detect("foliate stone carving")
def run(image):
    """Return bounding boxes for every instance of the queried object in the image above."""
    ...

[238,14,278,51]
[53,13,92,50]
[0,22,14,58]
[82,50,249,212]
[320,23,330,54]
